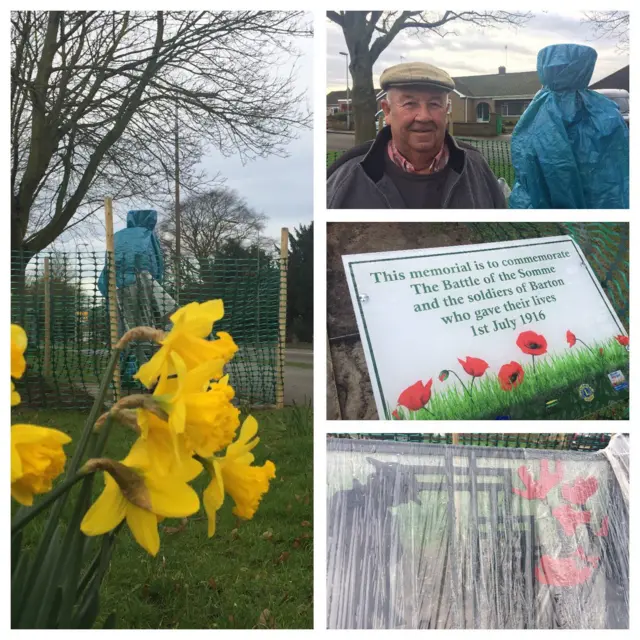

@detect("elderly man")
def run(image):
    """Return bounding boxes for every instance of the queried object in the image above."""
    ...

[327,62,506,209]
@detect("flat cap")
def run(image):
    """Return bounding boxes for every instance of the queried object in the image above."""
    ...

[380,62,455,93]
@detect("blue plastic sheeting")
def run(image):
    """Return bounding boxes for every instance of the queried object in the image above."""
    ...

[98,210,165,296]
[510,44,629,209]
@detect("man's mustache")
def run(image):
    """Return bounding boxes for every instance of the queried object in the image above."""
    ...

[408,124,437,132]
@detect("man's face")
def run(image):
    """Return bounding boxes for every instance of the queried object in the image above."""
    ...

[382,87,448,155]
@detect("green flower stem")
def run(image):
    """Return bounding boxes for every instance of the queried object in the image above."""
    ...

[532,354,536,373]
[577,338,599,357]
[11,472,89,535]
[67,346,123,476]
[470,377,476,395]
[449,370,472,398]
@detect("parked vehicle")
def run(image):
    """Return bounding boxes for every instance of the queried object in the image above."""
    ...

[593,88,629,126]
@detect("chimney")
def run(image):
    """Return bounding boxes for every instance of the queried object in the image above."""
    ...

[498,66,506,75]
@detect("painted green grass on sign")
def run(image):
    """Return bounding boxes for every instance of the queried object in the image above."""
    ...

[397,341,628,420]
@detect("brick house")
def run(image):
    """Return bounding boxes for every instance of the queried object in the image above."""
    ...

[450,67,542,125]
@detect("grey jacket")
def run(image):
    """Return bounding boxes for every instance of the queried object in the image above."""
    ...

[327,127,507,209]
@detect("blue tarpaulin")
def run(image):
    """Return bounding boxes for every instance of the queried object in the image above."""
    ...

[510,44,629,209]
[97,209,164,295]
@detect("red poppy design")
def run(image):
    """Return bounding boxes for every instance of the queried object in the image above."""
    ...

[599,348,604,355]
[392,409,400,420]
[397,378,433,411]
[498,361,525,391]
[516,330,548,356]
[552,504,591,535]
[561,476,598,505]
[615,335,629,346]
[438,370,448,382]
[566,330,577,347]
[457,356,489,377]
[595,515,609,537]
[535,555,593,586]
[513,460,563,500]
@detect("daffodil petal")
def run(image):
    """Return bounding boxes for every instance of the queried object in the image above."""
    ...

[11,482,33,506]
[81,476,127,536]
[146,476,200,518]
[126,504,160,556]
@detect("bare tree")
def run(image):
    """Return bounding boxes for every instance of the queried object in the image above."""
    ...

[11,11,312,266]
[327,11,532,143]
[583,11,629,53]
[158,187,268,265]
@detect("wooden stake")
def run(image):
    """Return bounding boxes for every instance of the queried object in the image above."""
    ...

[275,227,289,409]
[105,197,121,402]
[43,257,51,378]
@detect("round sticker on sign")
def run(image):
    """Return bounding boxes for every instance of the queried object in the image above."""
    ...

[578,384,595,402]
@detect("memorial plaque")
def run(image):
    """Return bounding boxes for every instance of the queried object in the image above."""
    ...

[343,236,629,420]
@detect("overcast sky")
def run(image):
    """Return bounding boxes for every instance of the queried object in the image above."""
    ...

[327,10,629,91]
[55,24,312,253]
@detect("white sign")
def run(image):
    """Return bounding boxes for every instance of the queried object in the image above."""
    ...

[343,236,627,419]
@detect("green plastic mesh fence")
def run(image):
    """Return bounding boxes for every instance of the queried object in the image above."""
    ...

[464,222,629,329]
[327,138,514,186]
[329,433,614,451]
[11,251,285,409]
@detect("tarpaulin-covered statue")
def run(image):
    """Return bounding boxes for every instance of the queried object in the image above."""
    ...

[98,210,177,380]
[510,44,629,209]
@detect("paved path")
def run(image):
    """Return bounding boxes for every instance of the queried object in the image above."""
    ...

[328,131,355,151]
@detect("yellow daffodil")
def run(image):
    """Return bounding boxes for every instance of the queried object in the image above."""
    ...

[11,324,27,405]
[202,415,275,537]
[11,424,72,506]
[80,441,202,556]
[135,409,196,476]
[135,300,238,388]
[154,353,240,458]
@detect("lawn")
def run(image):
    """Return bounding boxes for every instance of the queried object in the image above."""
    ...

[393,340,629,420]
[11,404,313,629]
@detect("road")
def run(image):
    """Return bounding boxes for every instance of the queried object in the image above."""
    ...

[327,131,355,151]
[284,348,313,406]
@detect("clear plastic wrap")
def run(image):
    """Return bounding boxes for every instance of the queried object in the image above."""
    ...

[327,437,629,629]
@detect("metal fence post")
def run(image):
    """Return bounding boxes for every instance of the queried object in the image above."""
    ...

[276,227,289,409]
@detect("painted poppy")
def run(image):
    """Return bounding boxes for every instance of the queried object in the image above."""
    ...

[397,379,433,411]
[498,361,524,391]
[438,370,449,382]
[535,555,593,587]
[561,476,598,505]
[392,409,400,420]
[599,348,604,355]
[516,331,548,356]
[513,460,563,500]
[566,330,576,347]
[595,515,609,538]
[552,504,591,536]
[615,335,629,347]
[457,356,489,378]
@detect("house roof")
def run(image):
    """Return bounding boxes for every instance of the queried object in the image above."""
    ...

[452,71,541,98]
[589,65,629,91]
[327,89,381,105]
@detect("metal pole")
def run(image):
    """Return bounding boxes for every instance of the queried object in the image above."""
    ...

[174,104,181,302]
[105,197,121,401]
[275,227,289,409]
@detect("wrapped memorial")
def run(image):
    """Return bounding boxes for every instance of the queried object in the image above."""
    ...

[326,435,629,629]
[509,44,629,209]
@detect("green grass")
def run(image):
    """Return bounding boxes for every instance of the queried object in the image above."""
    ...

[394,341,628,420]
[11,405,313,629]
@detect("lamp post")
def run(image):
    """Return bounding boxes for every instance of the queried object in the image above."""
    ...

[339,51,350,131]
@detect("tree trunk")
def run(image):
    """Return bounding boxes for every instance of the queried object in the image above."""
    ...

[351,57,377,144]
